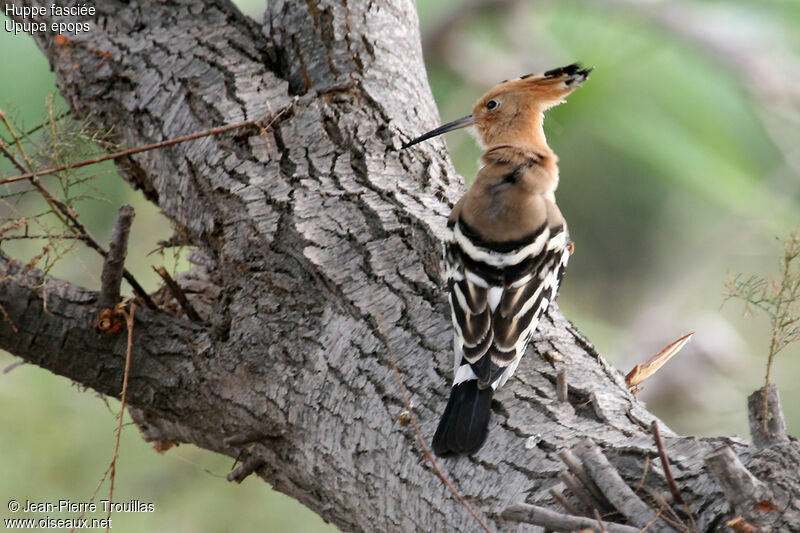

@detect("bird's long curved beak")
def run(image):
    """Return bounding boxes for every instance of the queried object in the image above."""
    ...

[402,115,476,149]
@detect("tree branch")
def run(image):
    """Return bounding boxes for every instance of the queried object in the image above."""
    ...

[748,385,790,449]
[98,205,135,310]
[3,1,800,531]
[502,503,640,533]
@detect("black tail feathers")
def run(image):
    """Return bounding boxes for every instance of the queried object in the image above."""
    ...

[432,381,493,456]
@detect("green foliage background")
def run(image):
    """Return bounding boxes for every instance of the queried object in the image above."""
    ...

[1,1,799,531]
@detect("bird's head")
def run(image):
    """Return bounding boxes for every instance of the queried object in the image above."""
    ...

[403,63,592,151]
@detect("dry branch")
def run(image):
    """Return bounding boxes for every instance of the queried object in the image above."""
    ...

[705,446,770,513]
[575,442,663,530]
[98,206,135,310]
[153,266,203,323]
[748,385,790,449]
[651,421,684,506]
[1,127,156,309]
[558,448,611,511]
[0,118,262,186]
[559,471,603,514]
[226,456,266,484]
[556,369,568,402]
[106,304,136,530]
[502,503,640,533]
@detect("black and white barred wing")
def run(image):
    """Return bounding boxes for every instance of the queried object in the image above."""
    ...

[445,221,570,390]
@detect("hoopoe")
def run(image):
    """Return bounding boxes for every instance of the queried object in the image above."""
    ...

[404,64,592,455]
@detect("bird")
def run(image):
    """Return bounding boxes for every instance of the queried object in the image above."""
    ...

[403,63,592,455]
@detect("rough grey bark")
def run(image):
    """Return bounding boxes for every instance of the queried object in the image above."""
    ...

[2,1,799,531]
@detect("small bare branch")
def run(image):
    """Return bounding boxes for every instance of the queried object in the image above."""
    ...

[501,503,640,533]
[549,487,580,517]
[0,234,87,241]
[558,471,602,514]
[2,359,25,373]
[650,421,684,505]
[98,206,135,310]
[558,448,611,511]
[0,122,156,309]
[153,266,203,323]
[0,118,259,186]
[575,441,661,529]
[226,456,265,484]
[0,302,19,333]
[556,369,568,402]
[705,446,771,513]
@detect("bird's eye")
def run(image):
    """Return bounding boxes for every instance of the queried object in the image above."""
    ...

[486,100,498,110]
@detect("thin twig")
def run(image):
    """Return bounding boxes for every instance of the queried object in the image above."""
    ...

[2,360,26,373]
[549,487,580,516]
[0,120,156,309]
[556,370,568,402]
[0,143,27,174]
[0,302,19,333]
[651,421,700,531]
[377,320,494,533]
[650,491,692,533]
[2,120,248,185]
[0,234,87,240]
[0,109,70,148]
[638,506,664,533]
[99,206,135,310]
[576,441,659,529]
[593,508,607,532]
[0,117,267,186]
[558,448,611,511]
[38,177,156,308]
[650,421,684,505]
[634,455,651,494]
[558,471,601,513]
[69,462,114,533]
[106,303,136,531]
[84,302,136,532]
[0,110,37,171]
[153,266,203,322]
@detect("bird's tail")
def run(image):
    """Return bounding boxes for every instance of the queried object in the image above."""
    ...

[432,381,493,456]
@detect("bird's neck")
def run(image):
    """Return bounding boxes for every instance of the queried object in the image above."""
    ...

[479,143,559,197]
[478,118,559,188]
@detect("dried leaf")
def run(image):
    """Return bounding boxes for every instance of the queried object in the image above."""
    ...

[626,332,695,388]
[726,516,760,532]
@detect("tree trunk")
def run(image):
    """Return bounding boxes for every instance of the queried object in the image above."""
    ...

[2,1,798,531]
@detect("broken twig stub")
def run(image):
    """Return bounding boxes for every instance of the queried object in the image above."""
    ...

[747,385,789,449]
